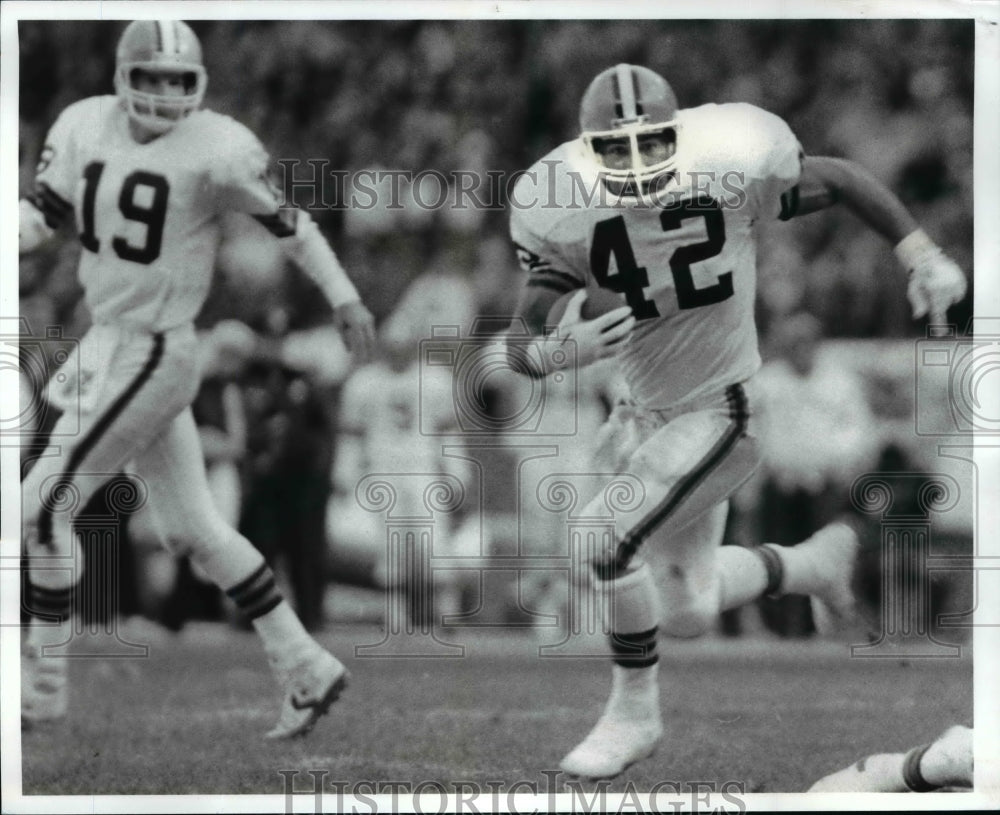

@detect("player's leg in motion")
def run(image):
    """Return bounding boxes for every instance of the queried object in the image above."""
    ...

[809,725,973,792]
[134,408,347,739]
[20,328,195,724]
[559,385,860,779]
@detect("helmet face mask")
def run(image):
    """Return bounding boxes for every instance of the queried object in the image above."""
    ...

[583,122,678,180]
[114,20,207,135]
[578,64,680,197]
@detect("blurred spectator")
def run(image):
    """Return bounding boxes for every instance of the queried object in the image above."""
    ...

[329,274,478,626]
[852,441,958,641]
[239,306,345,631]
[752,312,881,636]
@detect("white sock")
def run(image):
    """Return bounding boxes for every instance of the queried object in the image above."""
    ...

[606,663,660,721]
[252,602,315,666]
[770,544,823,595]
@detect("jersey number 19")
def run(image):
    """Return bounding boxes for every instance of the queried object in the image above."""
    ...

[79,161,170,265]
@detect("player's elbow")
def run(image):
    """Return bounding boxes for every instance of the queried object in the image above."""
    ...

[794,156,851,216]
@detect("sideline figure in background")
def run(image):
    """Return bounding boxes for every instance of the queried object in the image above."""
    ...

[331,274,478,624]
[19,20,375,738]
[507,63,967,778]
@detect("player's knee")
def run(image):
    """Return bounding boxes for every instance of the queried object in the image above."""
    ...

[659,578,721,638]
[159,529,197,559]
[161,513,229,561]
[629,446,683,490]
[660,602,717,638]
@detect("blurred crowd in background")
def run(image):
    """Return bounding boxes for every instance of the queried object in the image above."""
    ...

[18,19,975,640]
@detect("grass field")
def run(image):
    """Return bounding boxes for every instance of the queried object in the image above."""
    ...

[18,619,972,799]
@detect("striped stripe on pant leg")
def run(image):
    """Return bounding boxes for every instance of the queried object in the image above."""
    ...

[599,384,750,577]
[35,334,165,549]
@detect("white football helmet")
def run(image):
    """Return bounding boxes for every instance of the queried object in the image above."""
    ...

[114,20,207,133]
[578,64,680,195]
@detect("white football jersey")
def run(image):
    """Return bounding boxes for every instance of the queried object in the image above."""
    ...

[33,96,287,332]
[510,102,802,410]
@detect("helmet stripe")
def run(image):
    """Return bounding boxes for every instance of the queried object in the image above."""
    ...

[610,69,624,120]
[616,64,638,120]
[158,20,175,54]
[631,68,644,116]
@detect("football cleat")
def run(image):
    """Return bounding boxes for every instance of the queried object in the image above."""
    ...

[265,647,349,739]
[799,522,861,635]
[560,711,663,779]
[578,64,680,195]
[115,20,207,134]
[21,643,68,726]
[925,724,974,788]
[561,664,662,779]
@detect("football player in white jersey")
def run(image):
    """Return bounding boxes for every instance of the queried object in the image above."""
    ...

[508,64,967,778]
[18,20,375,739]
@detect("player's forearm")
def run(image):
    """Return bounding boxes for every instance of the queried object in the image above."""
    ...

[797,156,919,245]
[277,209,360,307]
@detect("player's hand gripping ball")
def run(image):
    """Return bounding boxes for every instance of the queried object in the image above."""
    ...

[546,288,635,368]
[546,287,630,325]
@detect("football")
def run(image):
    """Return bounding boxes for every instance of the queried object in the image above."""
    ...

[546,287,628,326]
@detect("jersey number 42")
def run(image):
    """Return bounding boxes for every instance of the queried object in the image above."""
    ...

[590,195,733,318]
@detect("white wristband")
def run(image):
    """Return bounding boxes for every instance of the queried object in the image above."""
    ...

[894,228,939,273]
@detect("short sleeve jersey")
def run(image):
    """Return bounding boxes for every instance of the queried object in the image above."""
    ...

[32,95,288,332]
[510,102,802,410]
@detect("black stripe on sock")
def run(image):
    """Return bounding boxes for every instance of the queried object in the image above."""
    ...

[225,563,269,600]
[902,743,937,792]
[244,594,282,621]
[757,544,785,598]
[37,334,165,549]
[236,575,277,611]
[608,384,749,575]
[611,627,659,668]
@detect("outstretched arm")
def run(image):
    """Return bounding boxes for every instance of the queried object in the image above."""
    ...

[791,156,967,323]
[255,208,376,362]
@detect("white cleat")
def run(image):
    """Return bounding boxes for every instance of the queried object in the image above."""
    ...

[926,724,974,788]
[560,713,663,779]
[801,522,861,635]
[21,643,68,727]
[266,648,349,739]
